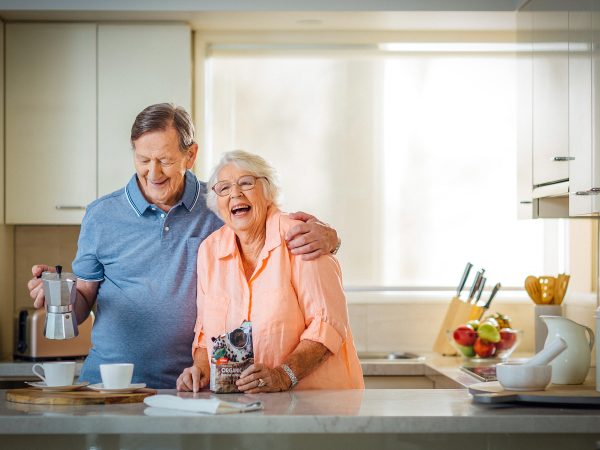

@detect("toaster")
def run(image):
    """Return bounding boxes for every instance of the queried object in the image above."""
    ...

[14,308,94,360]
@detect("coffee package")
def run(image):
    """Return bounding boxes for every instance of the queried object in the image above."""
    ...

[209,321,254,393]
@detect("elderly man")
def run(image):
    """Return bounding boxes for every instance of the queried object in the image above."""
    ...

[27,103,340,389]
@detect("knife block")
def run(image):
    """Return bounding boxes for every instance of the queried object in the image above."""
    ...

[433,296,483,355]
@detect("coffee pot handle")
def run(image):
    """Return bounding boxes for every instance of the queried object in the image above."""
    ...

[32,363,46,383]
[584,325,595,350]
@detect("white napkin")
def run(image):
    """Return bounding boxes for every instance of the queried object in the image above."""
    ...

[143,395,263,415]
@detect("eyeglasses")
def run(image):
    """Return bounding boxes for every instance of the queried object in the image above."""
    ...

[212,175,267,197]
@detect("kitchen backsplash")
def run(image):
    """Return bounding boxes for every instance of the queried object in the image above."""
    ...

[347,292,597,365]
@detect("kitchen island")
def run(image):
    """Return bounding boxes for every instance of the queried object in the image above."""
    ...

[1,356,598,450]
[1,386,599,450]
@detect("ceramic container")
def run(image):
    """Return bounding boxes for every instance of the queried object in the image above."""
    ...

[496,362,552,391]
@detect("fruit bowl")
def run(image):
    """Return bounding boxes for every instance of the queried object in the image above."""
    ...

[446,328,522,362]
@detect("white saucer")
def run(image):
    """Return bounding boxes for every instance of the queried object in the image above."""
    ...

[88,383,146,393]
[26,381,89,392]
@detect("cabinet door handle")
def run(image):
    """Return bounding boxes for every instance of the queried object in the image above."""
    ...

[519,201,533,204]
[575,188,600,196]
[55,205,86,210]
[553,156,575,161]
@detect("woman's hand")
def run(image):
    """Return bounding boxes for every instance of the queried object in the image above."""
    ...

[236,363,291,393]
[286,211,340,261]
[176,364,209,392]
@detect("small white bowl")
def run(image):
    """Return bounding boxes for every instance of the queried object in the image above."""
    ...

[496,363,552,391]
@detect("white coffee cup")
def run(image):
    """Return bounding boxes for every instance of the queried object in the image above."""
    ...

[100,363,134,389]
[32,361,76,387]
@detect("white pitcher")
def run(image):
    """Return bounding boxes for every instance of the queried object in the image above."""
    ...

[541,316,595,385]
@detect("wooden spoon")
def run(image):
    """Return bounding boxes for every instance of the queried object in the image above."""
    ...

[538,276,556,304]
[554,274,570,305]
[524,275,542,304]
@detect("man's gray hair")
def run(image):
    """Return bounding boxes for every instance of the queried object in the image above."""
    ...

[130,103,195,152]
[206,150,282,217]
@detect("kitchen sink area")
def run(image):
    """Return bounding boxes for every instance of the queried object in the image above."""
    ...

[358,351,425,362]
[358,352,464,389]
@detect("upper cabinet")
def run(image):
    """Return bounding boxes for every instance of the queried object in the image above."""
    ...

[5,24,97,224]
[532,10,570,188]
[568,8,594,215]
[97,24,191,197]
[5,23,191,224]
[517,0,600,217]
[517,11,534,219]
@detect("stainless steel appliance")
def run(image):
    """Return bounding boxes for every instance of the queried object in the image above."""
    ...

[14,308,93,360]
[42,266,78,339]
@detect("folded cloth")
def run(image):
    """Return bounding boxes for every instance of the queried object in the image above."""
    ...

[143,395,263,415]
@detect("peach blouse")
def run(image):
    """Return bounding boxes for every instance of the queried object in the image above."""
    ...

[192,208,364,390]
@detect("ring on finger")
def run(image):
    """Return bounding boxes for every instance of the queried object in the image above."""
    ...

[257,378,266,387]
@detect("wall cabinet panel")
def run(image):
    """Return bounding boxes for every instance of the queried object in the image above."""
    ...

[5,23,192,224]
[97,24,191,197]
[6,24,97,224]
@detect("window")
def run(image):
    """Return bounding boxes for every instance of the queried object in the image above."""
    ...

[203,42,545,289]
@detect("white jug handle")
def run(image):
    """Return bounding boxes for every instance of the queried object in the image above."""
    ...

[584,325,595,350]
[31,363,46,383]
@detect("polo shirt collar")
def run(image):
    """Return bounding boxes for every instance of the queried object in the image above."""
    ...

[217,207,282,259]
[125,170,201,216]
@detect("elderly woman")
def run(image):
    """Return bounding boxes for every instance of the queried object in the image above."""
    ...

[176,150,363,392]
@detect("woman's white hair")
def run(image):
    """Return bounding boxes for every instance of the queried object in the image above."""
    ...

[206,150,282,217]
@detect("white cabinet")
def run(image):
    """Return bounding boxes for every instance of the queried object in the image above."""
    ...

[5,23,192,224]
[568,10,594,215]
[97,24,191,197]
[532,10,570,188]
[517,11,534,219]
[6,24,97,224]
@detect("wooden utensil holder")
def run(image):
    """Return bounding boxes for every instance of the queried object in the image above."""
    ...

[433,296,483,355]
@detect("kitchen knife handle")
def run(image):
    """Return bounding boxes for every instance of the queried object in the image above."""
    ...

[483,282,501,309]
[468,269,485,301]
[457,262,473,298]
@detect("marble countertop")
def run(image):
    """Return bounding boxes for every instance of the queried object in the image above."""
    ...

[1,354,599,436]
[1,388,599,435]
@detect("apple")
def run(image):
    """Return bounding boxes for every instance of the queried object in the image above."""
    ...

[477,323,501,343]
[496,328,517,351]
[466,319,480,331]
[457,344,476,357]
[453,325,477,346]
[473,337,496,358]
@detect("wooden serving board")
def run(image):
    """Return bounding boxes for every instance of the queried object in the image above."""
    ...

[469,381,600,406]
[6,387,157,405]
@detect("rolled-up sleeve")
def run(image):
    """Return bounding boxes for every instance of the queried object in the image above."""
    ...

[72,207,105,282]
[293,255,349,355]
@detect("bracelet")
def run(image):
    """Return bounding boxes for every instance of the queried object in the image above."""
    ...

[331,238,342,255]
[281,364,298,389]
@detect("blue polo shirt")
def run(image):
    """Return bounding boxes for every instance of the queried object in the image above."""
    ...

[72,171,223,388]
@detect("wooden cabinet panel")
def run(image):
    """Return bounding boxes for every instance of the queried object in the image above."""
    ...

[97,24,192,197]
[5,24,97,224]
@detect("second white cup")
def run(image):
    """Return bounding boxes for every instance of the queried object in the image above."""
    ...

[32,361,76,387]
[100,363,134,389]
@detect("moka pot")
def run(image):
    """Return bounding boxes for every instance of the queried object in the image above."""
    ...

[42,266,79,339]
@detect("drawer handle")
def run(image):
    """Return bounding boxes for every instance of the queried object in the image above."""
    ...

[575,188,600,196]
[553,156,575,161]
[519,201,533,204]
[55,206,86,210]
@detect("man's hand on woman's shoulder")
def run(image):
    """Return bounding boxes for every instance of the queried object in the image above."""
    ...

[286,211,340,261]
